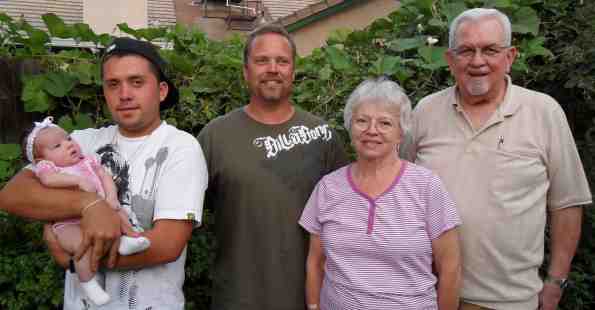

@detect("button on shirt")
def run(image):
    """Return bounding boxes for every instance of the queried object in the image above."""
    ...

[299,162,460,309]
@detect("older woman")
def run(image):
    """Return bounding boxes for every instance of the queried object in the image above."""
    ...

[299,77,461,310]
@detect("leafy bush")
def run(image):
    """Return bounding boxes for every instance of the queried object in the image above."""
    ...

[0,0,593,308]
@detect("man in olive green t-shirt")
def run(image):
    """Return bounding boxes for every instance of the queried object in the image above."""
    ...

[198,24,348,310]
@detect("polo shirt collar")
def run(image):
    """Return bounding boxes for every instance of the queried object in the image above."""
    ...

[451,75,520,117]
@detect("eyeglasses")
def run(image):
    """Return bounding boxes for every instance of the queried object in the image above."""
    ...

[451,45,510,60]
[352,117,397,134]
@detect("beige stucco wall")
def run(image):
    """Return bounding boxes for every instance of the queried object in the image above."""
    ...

[291,0,400,55]
[84,0,148,35]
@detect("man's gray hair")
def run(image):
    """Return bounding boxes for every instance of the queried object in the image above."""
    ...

[448,8,512,48]
[343,77,412,137]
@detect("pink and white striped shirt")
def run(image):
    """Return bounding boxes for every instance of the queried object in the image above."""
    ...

[299,161,461,310]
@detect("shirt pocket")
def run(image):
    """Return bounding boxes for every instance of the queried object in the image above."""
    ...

[488,148,547,215]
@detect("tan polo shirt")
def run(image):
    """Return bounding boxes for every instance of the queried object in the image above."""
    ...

[407,77,592,309]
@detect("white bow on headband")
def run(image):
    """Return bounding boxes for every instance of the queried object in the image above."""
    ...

[26,116,58,163]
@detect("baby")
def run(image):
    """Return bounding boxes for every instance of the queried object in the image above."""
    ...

[23,116,150,306]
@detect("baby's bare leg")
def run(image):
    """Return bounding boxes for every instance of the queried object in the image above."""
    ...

[54,224,110,305]
[54,224,93,281]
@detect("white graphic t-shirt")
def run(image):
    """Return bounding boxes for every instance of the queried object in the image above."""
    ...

[62,122,207,310]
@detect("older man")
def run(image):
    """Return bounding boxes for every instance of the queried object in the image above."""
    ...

[406,8,592,310]
[198,24,348,310]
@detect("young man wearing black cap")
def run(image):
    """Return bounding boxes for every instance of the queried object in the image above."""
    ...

[0,37,208,309]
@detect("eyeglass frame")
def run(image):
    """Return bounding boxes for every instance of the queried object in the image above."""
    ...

[351,115,400,134]
[449,44,512,60]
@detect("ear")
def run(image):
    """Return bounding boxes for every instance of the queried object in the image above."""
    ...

[159,81,168,103]
[504,46,518,74]
[445,49,456,75]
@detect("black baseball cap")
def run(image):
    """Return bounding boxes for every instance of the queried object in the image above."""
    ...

[103,37,179,110]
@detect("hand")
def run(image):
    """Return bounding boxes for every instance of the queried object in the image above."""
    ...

[117,210,141,238]
[106,197,121,210]
[75,200,122,272]
[539,282,563,310]
[43,224,70,269]
[78,179,96,193]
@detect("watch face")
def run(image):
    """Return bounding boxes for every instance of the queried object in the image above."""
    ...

[546,276,569,289]
[560,279,569,290]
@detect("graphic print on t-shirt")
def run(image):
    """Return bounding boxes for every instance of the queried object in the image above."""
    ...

[95,142,170,308]
[96,143,169,229]
[253,125,332,159]
[130,147,168,229]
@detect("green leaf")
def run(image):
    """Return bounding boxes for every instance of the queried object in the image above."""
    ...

[511,7,540,35]
[370,56,402,76]
[327,28,352,45]
[179,86,196,105]
[404,0,433,14]
[71,23,99,43]
[70,63,95,85]
[22,76,51,112]
[25,29,50,54]
[417,46,448,67]
[57,114,94,132]
[0,12,13,23]
[0,144,21,160]
[41,72,78,97]
[523,37,553,58]
[116,23,139,38]
[319,65,333,81]
[389,37,425,52]
[428,18,446,28]
[442,2,468,24]
[168,53,195,75]
[483,0,512,8]
[97,34,112,47]
[325,46,352,71]
[42,13,72,38]
[136,27,167,41]
[394,67,414,85]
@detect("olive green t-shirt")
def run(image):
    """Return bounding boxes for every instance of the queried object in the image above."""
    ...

[198,107,348,310]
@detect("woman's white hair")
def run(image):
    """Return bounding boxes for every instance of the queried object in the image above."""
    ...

[448,8,512,48]
[343,77,412,138]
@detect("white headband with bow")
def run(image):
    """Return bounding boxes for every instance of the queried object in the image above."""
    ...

[26,116,58,163]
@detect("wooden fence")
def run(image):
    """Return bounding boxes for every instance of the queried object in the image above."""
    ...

[0,58,40,144]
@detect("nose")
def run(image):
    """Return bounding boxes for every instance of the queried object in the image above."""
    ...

[64,139,75,149]
[266,60,279,73]
[118,82,133,100]
[469,49,488,66]
[365,120,379,134]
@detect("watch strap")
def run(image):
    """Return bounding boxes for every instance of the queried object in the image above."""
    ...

[545,275,568,289]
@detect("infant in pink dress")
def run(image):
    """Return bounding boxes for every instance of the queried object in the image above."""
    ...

[25,117,150,306]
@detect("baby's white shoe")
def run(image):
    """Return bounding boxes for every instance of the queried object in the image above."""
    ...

[80,276,110,306]
[118,236,151,255]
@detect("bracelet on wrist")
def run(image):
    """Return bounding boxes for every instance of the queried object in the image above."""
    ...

[307,304,318,310]
[81,198,103,215]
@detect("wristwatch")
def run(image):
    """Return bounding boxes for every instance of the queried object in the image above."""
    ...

[544,275,569,290]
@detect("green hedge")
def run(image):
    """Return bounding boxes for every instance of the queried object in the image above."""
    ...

[0,0,594,308]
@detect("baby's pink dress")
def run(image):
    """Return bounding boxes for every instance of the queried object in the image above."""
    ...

[34,156,105,231]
